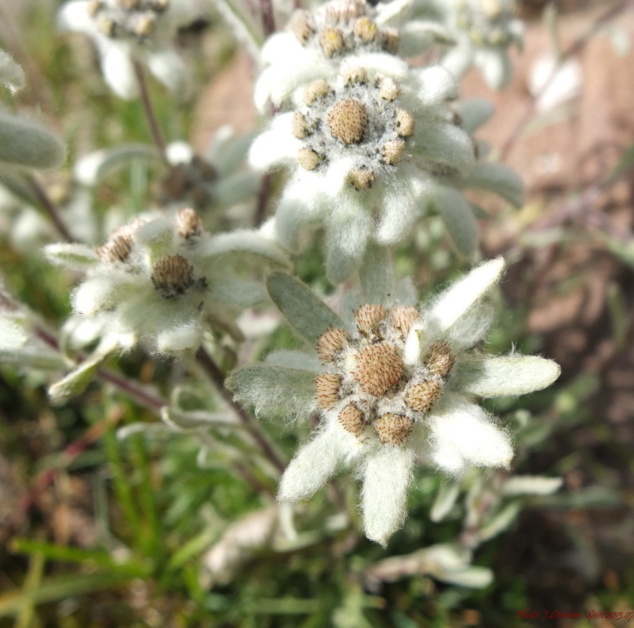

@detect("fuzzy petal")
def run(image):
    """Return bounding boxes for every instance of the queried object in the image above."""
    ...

[249,113,300,171]
[101,43,138,99]
[412,65,458,106]
[428,257,505,335]
[146,48,189,96]
[361,446,415,546]
[278,425,346,501]
[454,355,561,398]
[477,48,512,90]
[412,121,475,174]
[325,193,373,284]
[429,400,513,473]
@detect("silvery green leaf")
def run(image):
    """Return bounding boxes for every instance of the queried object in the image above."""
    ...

[455,98,495,134]
[430,479,461,522]
[0,113,66,169]
[74,144,160,185]
[433,564,494,589]
[0,50,25,94]
[476,502,521,543]
[161,406,243,431]
[502,475,563,497]
[227,364,316,420]
[0,316,28,349]
[48,354,105,404]
[213,172,261,209]
[0,170,39,206]
[433,186,478,258]
[265,350,321,372]
[0,346,64,370]
[464,162,525,207]
[267,272,343,344]
[454,355,561,397]
[45,243,100,270]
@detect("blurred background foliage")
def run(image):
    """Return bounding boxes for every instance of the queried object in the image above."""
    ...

[1,0,634,626]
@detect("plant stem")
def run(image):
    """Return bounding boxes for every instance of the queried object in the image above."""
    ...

[26,175,74,242]
[195,347,286,474]
[260,0,276,37]
[254,172,272,226]
[133,61,168,162]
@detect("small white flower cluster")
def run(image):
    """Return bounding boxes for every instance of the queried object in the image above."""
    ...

[415,0,523,88]
[46,207,289,355]
[229,259,561,545]
[58,0,201,99]
[249,0,524,283]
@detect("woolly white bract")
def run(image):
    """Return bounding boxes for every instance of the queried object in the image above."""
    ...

[253,0,446,113]
[250,63,482,283]
[414,0,523,89]
[58,0,201,99]
[229,259,561,546]
[46,207,289,356]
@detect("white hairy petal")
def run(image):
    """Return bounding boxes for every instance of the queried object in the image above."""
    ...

[101,43,138,100]
[248,113,300,171]
[72,276,121,315]
[502,476,563,497]
[325,193,372,284]
[411,65,458,106]
[0,50,25,94]
[278,425,346,501]
[375,166,428,245]
[146,49,189,96]
[156,321,202,354]
[440,43,472,79]
[361,446,415,546]
[0,317,28,349]
[344,53,409,80]
[428,257,505,334]
[45,243,100,270]
[412,121,475,174]
[429,401,513,473]
[58,0,97,33]
[260,32,299,65]
[456,355,561,397]
[477,48,512,90]
[275,178,325,252]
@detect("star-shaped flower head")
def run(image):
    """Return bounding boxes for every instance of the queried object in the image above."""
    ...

[250,63,478,283]
[45,207,289,355]
[421,0,523,89]
[229,259,561,546]
[254,0,447,113]
[58,0,200,99]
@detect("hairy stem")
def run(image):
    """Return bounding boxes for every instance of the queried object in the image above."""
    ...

[26,175,74,242]
[195,347,286,474]
[133,61,168,162]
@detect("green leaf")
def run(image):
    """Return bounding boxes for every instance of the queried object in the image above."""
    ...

[463,162,525,207]
[267,272,343,345]
[44,243,100,270]
[227,364,316,420]
[74,143,160,185]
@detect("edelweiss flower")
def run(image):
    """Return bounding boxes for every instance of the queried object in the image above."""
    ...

[228,259,561,545]
[58,0,200,99]
[416,0,523,89]
[45,207,289,355]
[250,65,477,282]
[254,0,432,112]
